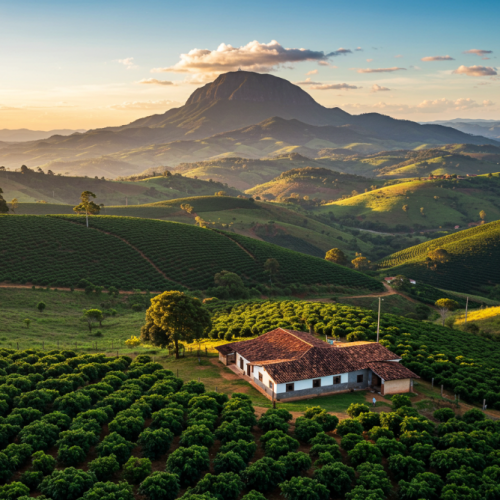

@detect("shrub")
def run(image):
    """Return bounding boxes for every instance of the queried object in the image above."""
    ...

[433,408,455,422]
[277,451,311,478]
[122,457,152,484]
[96,432,136,465]
[81,481,134,500]
[356,463,392,495]
[409,443,436,465]
[346,403,370,418]
[356,411,380,431]
[430,448,486,476]
[368,426,394,441]
[191,472,243,500]
[39,467,96,500]
[314,462,355,496]
[3,443,32,469]
[151,408,184,435]
[440,484,481,500]
[264,408,292,422]
[53,392,92,418]
[57,445,87,466]
[388,454,425,481]
[31,450,56,475]
[215,421,253,444]
[0,482,30,500]
[108,413,145,441]
[214,451,247,474]
[462,408,485,424]
[180,424,215,448]
[264,435,300,460]
[348,441,383,467]
[240,493,266,500]
[41,411,72,430]
[19,421,59,451]
[280,477,330,500]
[391,394,412,409]
[139,472,180,500]
[219,439,256,462]
[400,416,434,434]
[379,412,403,436]
[341,433,364,451]
[240,457,286,492]
[294,417,323,442]
[345,486,385,500]
[257,413,289,433]
[57,428,99,451]
[183,380,205,395]
[20,470,44,490]
[336,419,364,437]
[166,445,210,486]
[315,451,343,466]
[376,437,407,458]
[88,455,120,481]
[11,407,43,425]
[139,427,173,460]
[188,395,220,414]
[397,478,438,500]
[311,411,339,432]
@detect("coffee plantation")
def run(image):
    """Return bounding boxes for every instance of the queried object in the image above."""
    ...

[0,347,499,499]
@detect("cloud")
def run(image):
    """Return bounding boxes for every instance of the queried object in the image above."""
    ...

[152,40,337,75]
[138,78,174,86]
[295,78,321,85]
[464,49,493,57]
[118,57,138,70]
[366,58,373,62]
[371,84,391,92]
[421,55,455,61]
[327,48,352,56]
[310,83,359,90]
[394,54,403,58]
[109,99,180,110]
[344,97,494,113]
[356,67,406,73]
[306,69,318,75]
[452,65,497,77]
[355,47,363,51]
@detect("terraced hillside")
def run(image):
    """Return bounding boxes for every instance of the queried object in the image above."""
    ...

[316,174,500,231]
[0,215,383,292]
[379,220,500,293]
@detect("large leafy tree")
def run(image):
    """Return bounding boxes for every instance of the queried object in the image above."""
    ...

[435,298,459,326]
[140,291,211,358]
[0,187,9,214]
[73,191,100,227]
[325,248,348,266]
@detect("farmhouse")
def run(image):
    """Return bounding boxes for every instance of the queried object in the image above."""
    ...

[216,328,418,400]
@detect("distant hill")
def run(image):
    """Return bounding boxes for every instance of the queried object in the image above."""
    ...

[246,166,385,202]
[0,168,241,205]
[0,214,383,293]
[0,71,496,172]
[0,128,85,142]
[424,119,500,141]
[316,173,500,231]
[378,220,500,294]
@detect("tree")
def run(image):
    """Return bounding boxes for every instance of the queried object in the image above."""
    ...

[347,441,383,467]
[140,291,211,358]
[336,418,364,437]
[277,451,311,478]
[214,271,245,292]
[73,191,100,227]
[181,203,194,214]
[351,254,370,271]
[313,462,355,496]
[480,210,486,221]
[24,319,30,328]
[420,207,425,216]
[82,481,134,500]
[166,445,210,486]
[402,204,409,212]
[435,298,459,326]
[240,457,286,493]
[428,248,450,263]
[264,258,280,284]
[39,467,96,500]
[88,455,120,481]
[0,188,8,214]
[191,472,243,500]
[138,427,173,459]
[214,451,247,474]
[37,302,46,313]
[122,457,152,484]
[83,309,103,331]
[32,451,56,475]
[325,248,348,265]
[10,198,18,213]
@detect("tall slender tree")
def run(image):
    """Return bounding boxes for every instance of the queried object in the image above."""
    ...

[73,191,100,227]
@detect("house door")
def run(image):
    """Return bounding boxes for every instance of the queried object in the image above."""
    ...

[247,365,251,377]
[240,358,244,370]
[372,374,381,387]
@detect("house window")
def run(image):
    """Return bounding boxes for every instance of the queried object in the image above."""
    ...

[258,372,263,382]
[357,374,364,383]
[286,383,295,392]
[269,381,274,390]
[313,379,321,388]
[333,376,341,385]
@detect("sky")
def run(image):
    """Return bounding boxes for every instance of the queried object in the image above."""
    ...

[0,0,499,130]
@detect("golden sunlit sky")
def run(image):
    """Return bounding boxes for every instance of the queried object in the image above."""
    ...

[0,0,499,131]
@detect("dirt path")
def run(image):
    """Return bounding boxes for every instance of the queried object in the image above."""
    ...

[211,229,256,260]
[0,283,161,294]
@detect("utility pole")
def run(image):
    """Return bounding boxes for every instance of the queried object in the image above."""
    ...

[464,297,469,327]
[376,297,383,342]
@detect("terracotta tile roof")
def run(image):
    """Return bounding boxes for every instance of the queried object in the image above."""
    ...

[216,328,412,384]
[368,361,420,381]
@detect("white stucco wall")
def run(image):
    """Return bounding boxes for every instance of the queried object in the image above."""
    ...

[253,365,276,389]
[275,372,348,393]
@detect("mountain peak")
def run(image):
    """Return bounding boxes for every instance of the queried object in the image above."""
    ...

[185,71,318,106]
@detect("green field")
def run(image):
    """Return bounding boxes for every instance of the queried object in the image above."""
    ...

[379,220,500,294]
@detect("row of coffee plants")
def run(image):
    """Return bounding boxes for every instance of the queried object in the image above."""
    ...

[0,215,179,291]
[1,348,499,500]
[53,215,382,291]
[379,220,500,293]
[205,300,500,409]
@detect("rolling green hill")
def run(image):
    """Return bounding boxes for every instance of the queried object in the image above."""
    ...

[378,220,500,293]
[0,168,241,205]
[315,174,500,231]
[0,214,383,292]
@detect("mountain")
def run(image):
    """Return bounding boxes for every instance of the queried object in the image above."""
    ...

[378,220,500,294]
[0,128,86,142]
[0,71,498,172]
[424,119,500,141]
